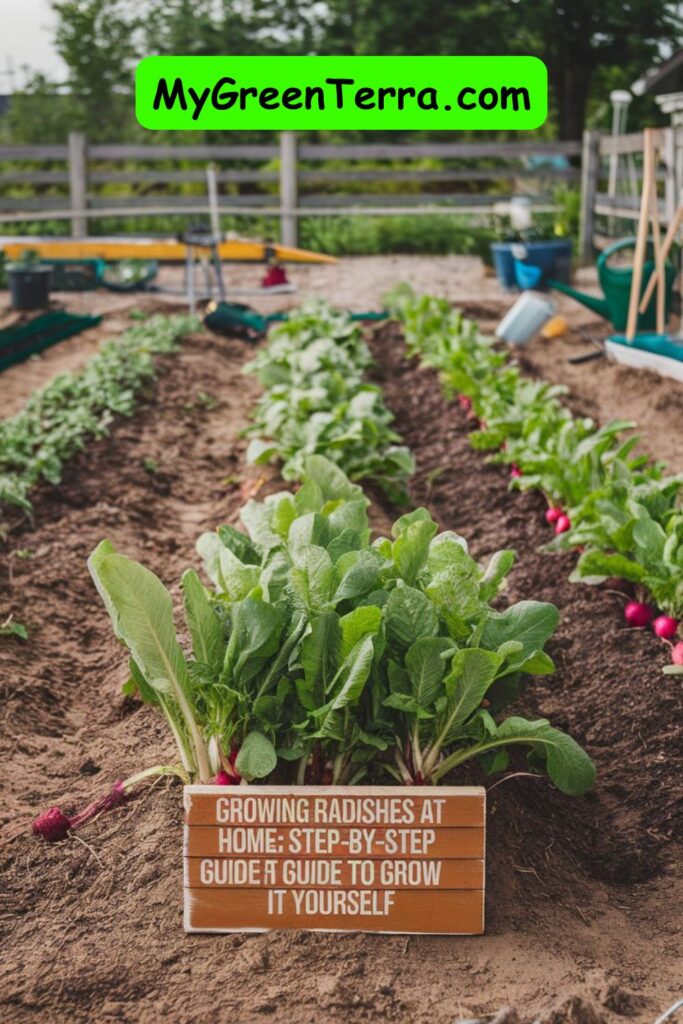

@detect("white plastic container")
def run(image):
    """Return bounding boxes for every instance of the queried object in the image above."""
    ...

[495,291,555,346]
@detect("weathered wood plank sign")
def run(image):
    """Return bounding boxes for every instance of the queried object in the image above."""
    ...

[184,785,485,934]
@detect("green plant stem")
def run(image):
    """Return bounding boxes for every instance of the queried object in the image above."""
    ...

[430,735,544,783]
[296,753,309,785]
[394,744,413,784]
[159,703,196,777]
[332,752,345,785]
[411,722,424,777]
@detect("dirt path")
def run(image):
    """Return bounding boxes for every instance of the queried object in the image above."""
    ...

[1,301,681,1024]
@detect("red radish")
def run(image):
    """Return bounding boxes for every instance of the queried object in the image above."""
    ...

[457,394,472,411]
[33,780,129,843]
[510,465,522,478]
[653,615,678,641]
[32,807,72,843]
[554,514,571,534]
[671,642,683,665]
[624,601,653,628]
[545,507,563,525]
[213,770,239,786]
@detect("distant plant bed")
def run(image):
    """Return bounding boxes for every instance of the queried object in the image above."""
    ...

[0,314,197,519]
[243,300,414,503]
[83,455,594,797]
[299,215,498,259]
[386,286,683,672]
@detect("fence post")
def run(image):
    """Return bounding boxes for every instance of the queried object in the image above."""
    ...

[279,131,298,247]
[68,131,88,238]
[578,129,600,264]
[662,126,677,225]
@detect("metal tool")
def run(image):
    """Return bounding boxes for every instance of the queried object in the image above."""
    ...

[182,226,226,314]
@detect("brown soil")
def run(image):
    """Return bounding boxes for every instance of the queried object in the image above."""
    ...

[1,276,682,1024]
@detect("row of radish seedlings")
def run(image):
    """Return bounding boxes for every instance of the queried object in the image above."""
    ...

[386,286,683,672]
[0,314,198,522]
[35,298,597,840]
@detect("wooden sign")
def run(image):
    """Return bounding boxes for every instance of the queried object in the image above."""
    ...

[184,785,485,935]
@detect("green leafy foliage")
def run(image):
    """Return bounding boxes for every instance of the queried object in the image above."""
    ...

[91,456,594,795]
[387,286,683,619]
[570,503,683,617]
[243,300,414,503]
[0,314,197,518]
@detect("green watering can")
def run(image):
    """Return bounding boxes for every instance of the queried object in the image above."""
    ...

[547,237,676,332]
[204,301,387,338]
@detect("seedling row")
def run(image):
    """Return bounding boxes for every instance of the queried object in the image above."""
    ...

[0,313,197,522]
[388,287,683,670]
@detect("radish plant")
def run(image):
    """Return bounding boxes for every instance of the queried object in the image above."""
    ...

[0,614,28,640]
[569,503,683,620]
[90,456,595,795]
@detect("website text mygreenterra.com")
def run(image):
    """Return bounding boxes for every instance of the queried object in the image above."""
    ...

[152,75,532,121]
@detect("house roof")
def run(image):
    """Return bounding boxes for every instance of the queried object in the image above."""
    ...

[632,49,683,96]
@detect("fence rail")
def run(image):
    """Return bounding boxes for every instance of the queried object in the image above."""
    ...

[10,130,671,264]
[0,132,580,246]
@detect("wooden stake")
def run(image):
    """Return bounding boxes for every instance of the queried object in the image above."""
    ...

[626,128,655,342]
[648,139,665,335]
[639,202,683,313]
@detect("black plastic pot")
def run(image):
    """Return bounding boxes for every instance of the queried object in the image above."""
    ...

[8,265,51,311]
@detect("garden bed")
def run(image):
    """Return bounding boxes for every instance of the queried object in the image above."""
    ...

[1,267,682,1023]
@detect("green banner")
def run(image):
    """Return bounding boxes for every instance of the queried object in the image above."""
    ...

[136,56,547,131]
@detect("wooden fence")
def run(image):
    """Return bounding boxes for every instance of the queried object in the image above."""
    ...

[7,129,672,262]
[0,132,581,246]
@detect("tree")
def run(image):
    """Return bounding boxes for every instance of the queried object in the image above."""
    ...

[50,0,141,137]
[312,0,683,139]
[8,0,683,142]
[502,0,683,139]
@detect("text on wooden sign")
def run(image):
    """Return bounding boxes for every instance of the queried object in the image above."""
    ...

[184,785,485,935]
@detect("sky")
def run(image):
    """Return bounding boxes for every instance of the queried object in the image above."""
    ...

[0,0,67,89]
